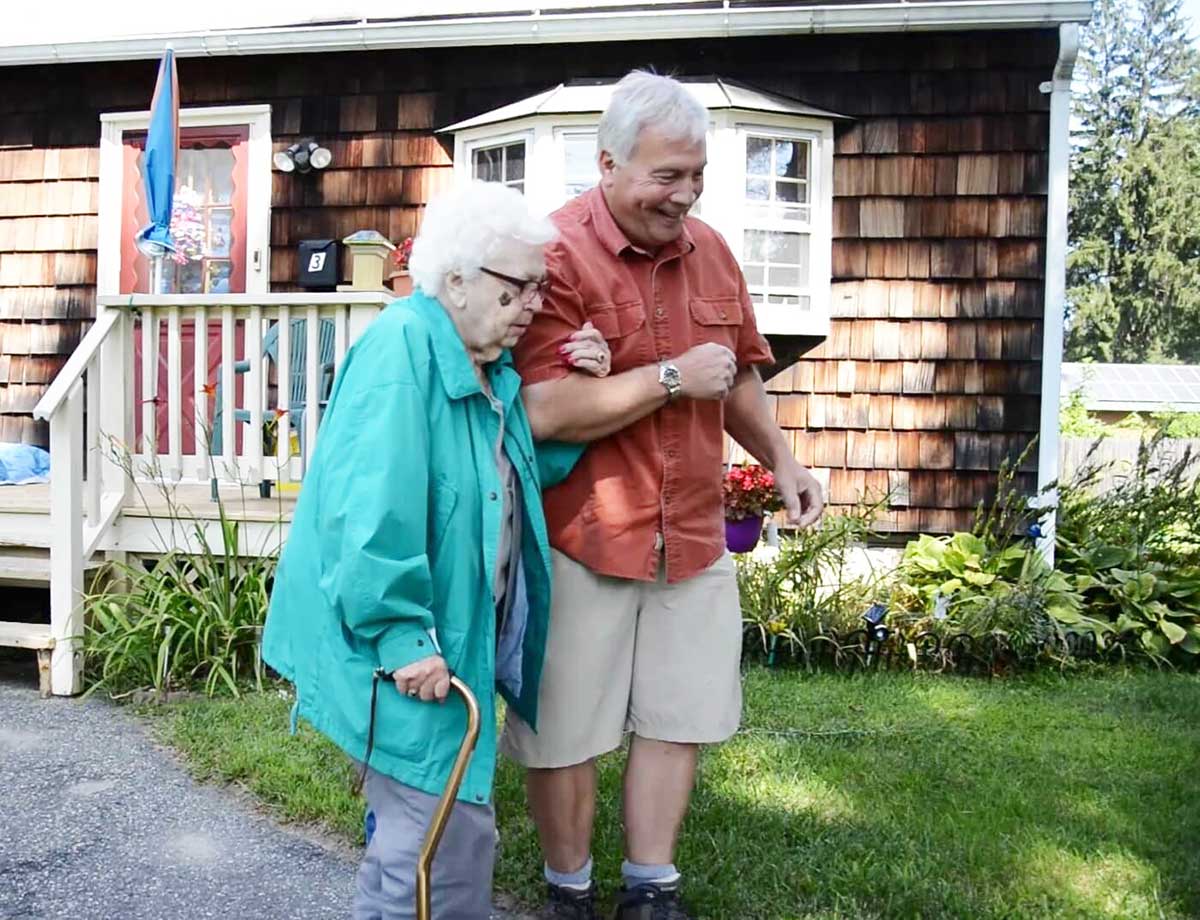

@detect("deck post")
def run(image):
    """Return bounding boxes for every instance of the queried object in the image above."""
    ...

[49,382,85,696]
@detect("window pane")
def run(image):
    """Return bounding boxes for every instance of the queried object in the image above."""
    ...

[207,261,233,294]
[177,258,203,294]
[767,294,811,311]
[775,181,801,203]
[209,209,232,258]
[742,230,809,292]
[769,265,802,287]
[743,229,768,263]
[774,140,807,179]
[770,232,801,263]
[505,143,525,182]
[745,178,769,201]
[563,133,598,197]
[746,137,771,176]
[473,148,499,182]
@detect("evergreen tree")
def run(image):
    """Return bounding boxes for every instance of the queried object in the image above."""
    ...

[1066,0,1200,363]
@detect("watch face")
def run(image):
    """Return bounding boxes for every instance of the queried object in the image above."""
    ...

[660,364,682,394]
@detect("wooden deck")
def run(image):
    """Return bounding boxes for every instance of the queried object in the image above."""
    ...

[0,482,297,522]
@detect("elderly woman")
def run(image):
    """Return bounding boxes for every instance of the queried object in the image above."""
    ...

[261,181,611,919]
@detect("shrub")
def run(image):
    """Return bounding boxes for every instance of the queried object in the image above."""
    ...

[1055,433,1200,663]
[81,443,280,698]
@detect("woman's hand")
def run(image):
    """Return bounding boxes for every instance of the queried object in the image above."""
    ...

[391,655,451,702]
[561,321,611,377]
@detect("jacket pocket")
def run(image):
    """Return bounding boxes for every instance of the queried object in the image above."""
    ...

[588,300,646,340]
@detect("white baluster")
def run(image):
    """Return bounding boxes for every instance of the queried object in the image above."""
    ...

[167,305,182,480]
[245,304,263,484]
[193,306,208,480]
[140,308,159,462]
[275,306,291,484]
[221,306,235,481]
[304,305,320,476]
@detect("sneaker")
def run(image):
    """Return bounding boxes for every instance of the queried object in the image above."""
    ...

[611,882,694,920]
[537,881,601,919]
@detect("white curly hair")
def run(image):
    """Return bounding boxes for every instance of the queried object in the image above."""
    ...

[407,181,557,299]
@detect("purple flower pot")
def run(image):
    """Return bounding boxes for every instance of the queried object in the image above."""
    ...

[725,515,764,554]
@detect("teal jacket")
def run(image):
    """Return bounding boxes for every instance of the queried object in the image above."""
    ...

[262,290,579,805]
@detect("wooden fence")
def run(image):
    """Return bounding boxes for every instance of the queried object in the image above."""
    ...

[1059,437,1200,493]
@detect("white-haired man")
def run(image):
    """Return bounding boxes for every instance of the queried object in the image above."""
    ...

[505,72,824,919]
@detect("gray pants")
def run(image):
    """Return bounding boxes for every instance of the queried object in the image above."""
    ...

[352,767,495,920]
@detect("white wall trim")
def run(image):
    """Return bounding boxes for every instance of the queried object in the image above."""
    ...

[97,104,272,298]
[0,3,1094,66]
[1035,21,1080,563]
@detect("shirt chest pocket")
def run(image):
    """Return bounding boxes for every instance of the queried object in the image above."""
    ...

[688,297,742,351]
[588,300,647,370]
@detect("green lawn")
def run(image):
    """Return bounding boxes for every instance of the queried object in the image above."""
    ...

[141,669,1200,919]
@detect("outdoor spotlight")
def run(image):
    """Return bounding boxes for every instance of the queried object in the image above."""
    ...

[862,603,890,644]
[273,139,333,174]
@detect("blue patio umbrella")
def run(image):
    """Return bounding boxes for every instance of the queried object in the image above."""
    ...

[134,47,180,271]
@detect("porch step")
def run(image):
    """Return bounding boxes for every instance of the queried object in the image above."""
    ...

[0,621,55,697]
[0,549,102,586]
[0,621,53,649]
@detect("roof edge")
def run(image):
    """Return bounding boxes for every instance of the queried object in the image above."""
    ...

[0,1,1094,67]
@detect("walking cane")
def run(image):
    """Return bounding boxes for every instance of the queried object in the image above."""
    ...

[416,675,481,920]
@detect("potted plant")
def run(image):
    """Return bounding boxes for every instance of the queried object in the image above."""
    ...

[722,463,783,553]
[388,236,415,295]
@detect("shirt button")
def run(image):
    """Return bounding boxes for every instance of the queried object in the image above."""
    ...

[490,491,498,500]
[719,311,728,319]
[475,794,484,802]
[655,309,665,319]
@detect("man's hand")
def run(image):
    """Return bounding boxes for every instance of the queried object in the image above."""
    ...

[772,457,825,528]
[674,343,737,400]
[391,654,451,702]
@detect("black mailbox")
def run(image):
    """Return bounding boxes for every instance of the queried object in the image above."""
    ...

[298,239,339,289]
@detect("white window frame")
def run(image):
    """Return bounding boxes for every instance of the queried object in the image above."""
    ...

[462,129,534,193]
[97,104,273,296]
[450,108,834,337]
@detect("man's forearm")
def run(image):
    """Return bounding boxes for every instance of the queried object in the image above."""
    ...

[522,365,668,442]
[723,367,793,470]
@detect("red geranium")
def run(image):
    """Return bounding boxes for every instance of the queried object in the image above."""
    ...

[722,463,784,521]
[391,237,414,271]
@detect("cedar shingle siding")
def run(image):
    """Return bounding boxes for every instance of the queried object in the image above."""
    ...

[0,30,1055,531]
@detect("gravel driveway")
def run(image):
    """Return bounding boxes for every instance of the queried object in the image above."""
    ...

[0,653,527,920]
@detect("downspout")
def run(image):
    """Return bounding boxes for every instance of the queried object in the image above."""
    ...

[1035,21,1080,565]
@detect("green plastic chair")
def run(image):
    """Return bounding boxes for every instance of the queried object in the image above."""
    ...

[210,318,336,456]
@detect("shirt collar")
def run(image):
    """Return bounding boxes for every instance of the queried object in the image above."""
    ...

[406,288,520,407]
[586,186,696,261]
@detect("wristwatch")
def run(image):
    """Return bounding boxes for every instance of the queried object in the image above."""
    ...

[658,362,683,401]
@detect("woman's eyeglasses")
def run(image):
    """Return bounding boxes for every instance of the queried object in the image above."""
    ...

[479,267,551,303]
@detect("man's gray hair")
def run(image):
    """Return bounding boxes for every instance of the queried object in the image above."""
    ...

[408,180,557,298]
[597,71,708,165]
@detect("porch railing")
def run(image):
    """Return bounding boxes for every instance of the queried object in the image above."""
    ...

[31,291,391,695]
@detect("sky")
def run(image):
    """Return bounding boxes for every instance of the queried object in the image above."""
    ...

[1183,0,1200,44]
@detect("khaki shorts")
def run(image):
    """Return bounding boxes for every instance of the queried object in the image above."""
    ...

[500,549,743,769]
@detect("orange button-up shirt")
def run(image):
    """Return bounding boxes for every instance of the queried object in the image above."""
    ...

[514,187,774,584]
